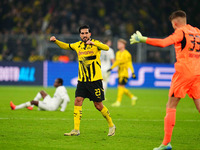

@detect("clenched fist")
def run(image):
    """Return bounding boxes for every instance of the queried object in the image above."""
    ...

[50,36,57,42]
[85,40,94,45]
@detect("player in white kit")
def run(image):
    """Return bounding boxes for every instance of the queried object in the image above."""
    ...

[100,39,115,97]
[10,78,70,112]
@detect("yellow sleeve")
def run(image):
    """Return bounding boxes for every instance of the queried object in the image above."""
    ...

[93,41,109,51]
[54,40,75,50]
[111,54,130,69]
[128,62,134,73]
[127,52,134,73]
[111,51,134,73]
[110,58,131,69]
[111,61,120,69]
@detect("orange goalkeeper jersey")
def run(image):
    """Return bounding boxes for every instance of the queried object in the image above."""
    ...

[146,24,200,75]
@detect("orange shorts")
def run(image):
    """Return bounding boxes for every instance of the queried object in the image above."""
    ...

[169,72,200,99]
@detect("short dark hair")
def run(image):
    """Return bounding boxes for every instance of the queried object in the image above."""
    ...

[169,10,186,21]
[79,25,91,33]
[57,78,63,85]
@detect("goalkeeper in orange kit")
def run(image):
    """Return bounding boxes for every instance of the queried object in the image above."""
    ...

[130,10,200,150]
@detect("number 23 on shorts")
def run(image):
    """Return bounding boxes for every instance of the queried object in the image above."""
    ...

[95,88,101,97]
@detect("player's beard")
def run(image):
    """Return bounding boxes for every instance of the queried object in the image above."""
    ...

[82,37,89,43]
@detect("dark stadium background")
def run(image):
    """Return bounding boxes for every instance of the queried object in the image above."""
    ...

[0,0,199,63]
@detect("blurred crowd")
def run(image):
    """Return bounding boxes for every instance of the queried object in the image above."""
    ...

[0,0,199,62]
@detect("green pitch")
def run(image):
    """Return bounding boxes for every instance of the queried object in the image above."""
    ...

[0,86,199,150]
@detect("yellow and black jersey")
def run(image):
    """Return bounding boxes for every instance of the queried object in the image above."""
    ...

[111,49,134,78]
[55,39,109,82]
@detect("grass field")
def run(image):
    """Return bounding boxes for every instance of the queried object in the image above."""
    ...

[0,86,199,150]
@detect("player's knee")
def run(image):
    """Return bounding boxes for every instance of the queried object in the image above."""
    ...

[94,102,103,111]
[40,90,47,98]
[40,90,45,95]
[75,97,84,106]
[95,105,101,111]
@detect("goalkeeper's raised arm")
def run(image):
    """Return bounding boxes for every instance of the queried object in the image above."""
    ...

[129,30,176,48]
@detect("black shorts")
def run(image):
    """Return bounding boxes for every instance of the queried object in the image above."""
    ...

[75,80,105,102]
[118,77,128,85]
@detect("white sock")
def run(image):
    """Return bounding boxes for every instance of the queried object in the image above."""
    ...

[15,102,31,110]
[34,92,42,101]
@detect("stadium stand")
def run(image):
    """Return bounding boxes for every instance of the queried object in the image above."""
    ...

[0,0,199,62]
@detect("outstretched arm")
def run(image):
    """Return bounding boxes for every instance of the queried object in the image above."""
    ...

[130,30,184,48]
[50,36,73,50]
[146,36,175,48]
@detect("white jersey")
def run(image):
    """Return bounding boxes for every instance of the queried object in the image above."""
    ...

[100,47,115,72]
[41,86,70,111]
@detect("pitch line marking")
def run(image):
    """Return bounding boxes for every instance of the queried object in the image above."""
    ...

[0,117,199,122]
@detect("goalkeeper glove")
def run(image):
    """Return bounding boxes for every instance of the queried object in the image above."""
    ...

[107,68,112,72]
[130,31,147,44]
[132,73,136,79]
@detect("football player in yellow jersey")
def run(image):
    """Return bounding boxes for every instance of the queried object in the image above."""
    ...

[50,25,115,136]
[107,39,137,107]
